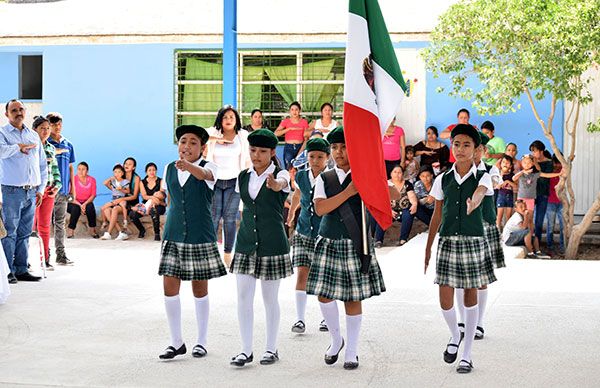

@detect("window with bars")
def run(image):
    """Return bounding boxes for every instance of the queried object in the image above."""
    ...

[175,50,345,133]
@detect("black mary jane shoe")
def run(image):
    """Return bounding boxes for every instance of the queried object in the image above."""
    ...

[443,342,460,364]
[230,352,253,367]
[324,338,345,365]
[192,344,207,358]
[456,359,474,374]
[159,344,187,360]
[475,326,485,340]
[319,319,329,332]
[343,356,359,370]
[260,350,279,365]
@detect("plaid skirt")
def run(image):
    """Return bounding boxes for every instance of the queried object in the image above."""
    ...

[158,240,227,281]
[230,252,293,280]
[291,232,316,268]
[306,236,386,302]
[484,221,506,269]
[435,235,497,289]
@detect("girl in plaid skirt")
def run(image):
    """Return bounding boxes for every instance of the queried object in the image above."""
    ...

[424,124,496,374]
[306,126,397,370]
[229,129,293,367]
[157,125,227,360]
[287,137,331,334]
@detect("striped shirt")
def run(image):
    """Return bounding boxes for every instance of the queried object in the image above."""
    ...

[43,141,62,191]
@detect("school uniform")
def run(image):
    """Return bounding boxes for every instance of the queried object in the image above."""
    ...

[430,163,497,289]
[477,161,505,268]
[306,167,385,302]
[291,168,322,268]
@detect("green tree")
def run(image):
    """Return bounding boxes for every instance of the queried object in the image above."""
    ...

[422,0,600,259]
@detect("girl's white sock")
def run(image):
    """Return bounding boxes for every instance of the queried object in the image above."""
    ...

[345,314,362,363]
[478,288,488,328]
[261,279,281,353]
[164,295,183,348]
[194,295,209,347]
[236,274,256,355]
[462,305,479,362]
[441,306,460,354]
[295,290,307,323]
[455,288,466,326]
[319,301,343,356]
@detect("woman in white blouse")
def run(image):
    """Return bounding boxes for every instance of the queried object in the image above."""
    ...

[206,106,251,266]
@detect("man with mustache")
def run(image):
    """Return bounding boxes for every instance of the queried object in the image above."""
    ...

[0,99,48,283]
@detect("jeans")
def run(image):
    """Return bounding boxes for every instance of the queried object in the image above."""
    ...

[67,202,97,229]
[374,206,432,242]
[283,143,303,170]
[52,193,69,255]
[534,194,549,242]
[1,185,37,275]
[34,189,55,261]
[545,202,564,250]
[212,178,241,253]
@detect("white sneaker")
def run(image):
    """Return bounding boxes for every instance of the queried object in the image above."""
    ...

[100,232,112,240]
[116,231,129,241]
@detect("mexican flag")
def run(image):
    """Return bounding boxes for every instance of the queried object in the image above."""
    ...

[343,0,407,230]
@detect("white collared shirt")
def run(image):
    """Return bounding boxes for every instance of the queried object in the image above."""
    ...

[161,158,218,193]
[430,163,493,200]
[313,166,351,200]
[477,160,501,191]
[235,162,290,200]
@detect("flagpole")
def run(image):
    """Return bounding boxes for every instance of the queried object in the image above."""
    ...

[361,200,368,256]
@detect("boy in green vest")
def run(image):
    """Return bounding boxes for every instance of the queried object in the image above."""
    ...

[230,129,293,367]
[287,137,331,334]
[424,124,496,374]
[158,125,227,360]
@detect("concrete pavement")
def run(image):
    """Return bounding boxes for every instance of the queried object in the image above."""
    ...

[1,234,599,387]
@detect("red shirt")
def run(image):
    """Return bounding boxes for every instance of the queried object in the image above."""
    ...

[280,118,308,143]
[548,176,560,204]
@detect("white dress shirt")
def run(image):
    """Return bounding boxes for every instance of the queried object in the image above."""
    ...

[313,166,351,200]
[431,163,493,201]
[161,158,218,193]
[235,162,290,200]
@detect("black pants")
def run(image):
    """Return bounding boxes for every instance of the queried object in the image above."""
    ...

[129,205,165,236]
[67,202,97,229]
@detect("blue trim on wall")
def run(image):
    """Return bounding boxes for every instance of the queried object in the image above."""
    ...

[223,0,237,106]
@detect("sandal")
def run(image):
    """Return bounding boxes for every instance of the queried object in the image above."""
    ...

[291,320,306,334]
[230,352,253,367]
[259,350,279,365]
[158,344,186,360]
[475,326,485,340]
[456,359,473,374]
[324,338,344,365]
[192,344,207,358]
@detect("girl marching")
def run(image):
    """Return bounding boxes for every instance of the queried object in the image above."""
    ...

[229,129,293,367]
[287,137,331,334]
[157,125,227,360]
[424,124,496,374]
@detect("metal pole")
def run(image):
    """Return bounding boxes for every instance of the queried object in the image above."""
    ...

[361,200,368,255]
[223,0,237,106]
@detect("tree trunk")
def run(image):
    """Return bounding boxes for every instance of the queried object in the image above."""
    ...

[565,191,600,259]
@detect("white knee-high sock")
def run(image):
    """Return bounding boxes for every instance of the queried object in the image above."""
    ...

[345,314,362,362]
[194,295,209,347]
[462,305,479,362]
[477,288,488,328]
[441,306,460,353]
[261,279,281,352]
[164,295,183,348]
[295,290,307,322]
[319,301,343,356]
[236,275,257,355]
[455,288,466,325]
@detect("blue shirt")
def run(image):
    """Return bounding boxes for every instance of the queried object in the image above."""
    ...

[0,123,48,194]
[48,136,75,195]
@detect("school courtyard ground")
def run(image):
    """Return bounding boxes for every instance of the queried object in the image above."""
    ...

[1,234,599,388]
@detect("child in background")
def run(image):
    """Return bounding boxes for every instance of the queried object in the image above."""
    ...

[495,155,517,229]
[100,164,130,239]
[403,145,420,183]
[496,143,521,172]
[512,155,561,213]
[132,191,166,216]
[502,200,550,259]
[545,155,565,254]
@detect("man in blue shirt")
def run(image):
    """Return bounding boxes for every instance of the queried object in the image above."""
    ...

[0,99,48,283]
[47,112,75,265]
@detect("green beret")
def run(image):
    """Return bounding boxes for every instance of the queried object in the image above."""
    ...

[451,124,481,147]
[175,125,209,144]
[306,138,330,154]
[327,125,345,144]
[248,128,278,149]
[479,131,490,146]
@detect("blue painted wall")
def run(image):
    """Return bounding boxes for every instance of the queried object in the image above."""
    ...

[0,53,19,102]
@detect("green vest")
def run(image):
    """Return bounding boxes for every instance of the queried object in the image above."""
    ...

[235,167,290,256]
[295,169,323,238]
[439,170,485,237]
[163,161,216,244]
[318,170,362,240]
[481,163,497,224]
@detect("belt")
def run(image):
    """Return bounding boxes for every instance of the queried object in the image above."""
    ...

[2,184,36,191]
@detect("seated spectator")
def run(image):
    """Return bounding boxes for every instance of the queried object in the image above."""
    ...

[413,126,450,175]
[128,162,166,241]
[413,165,435,225]
[67,162,99,238]
[373,165,418,247]
[502,199,550,259]
[100,164,130,240]
[403,145,419,183]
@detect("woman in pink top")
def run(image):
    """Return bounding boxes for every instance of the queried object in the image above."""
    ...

[67,162,99,238]
[382,118,406,178]
[274,101,309,170]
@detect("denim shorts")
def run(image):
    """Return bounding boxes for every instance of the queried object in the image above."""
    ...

[496,191,514,208]
[505,228,529,246]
